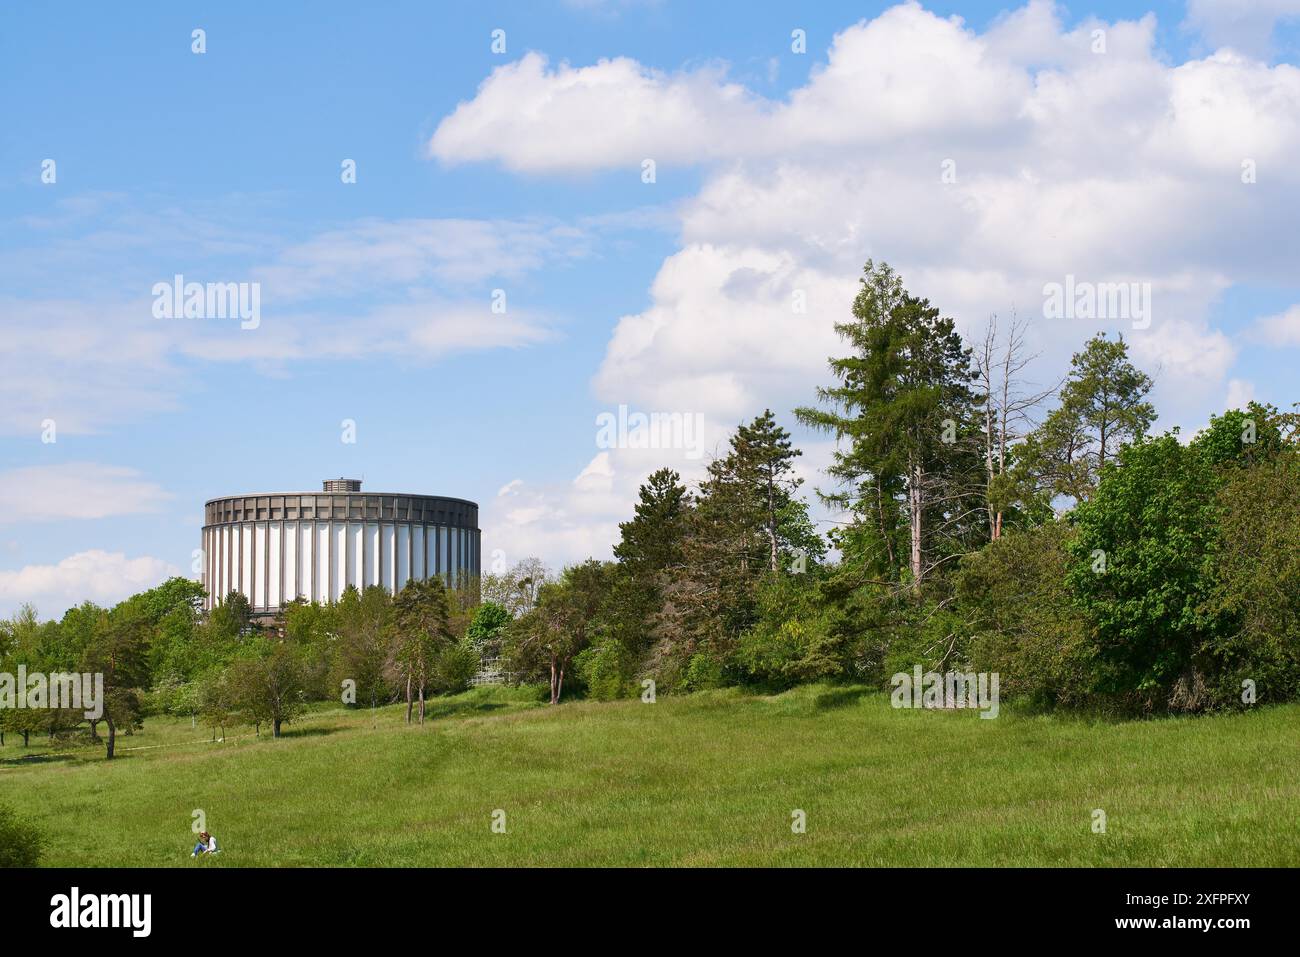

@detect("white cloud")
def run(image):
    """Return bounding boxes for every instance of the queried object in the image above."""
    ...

[0,549,180,620]
[1,215,593,434]
[1224,377,1256,409]
[426,0,1300,561]
[253,218,590,300]
[0,298,180,434]
[429,52,769,173]
[1252,303,1300,344]
[0,463,168,523]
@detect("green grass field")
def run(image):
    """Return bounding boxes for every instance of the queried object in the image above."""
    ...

[3,685,1298,866]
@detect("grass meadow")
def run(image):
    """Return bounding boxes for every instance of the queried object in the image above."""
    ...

[3,685,1297,867]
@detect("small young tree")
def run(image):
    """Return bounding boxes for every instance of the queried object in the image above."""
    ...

[393,578,456,723]
[332,585,394,711]
[79,611,149,760]
[504,561,611,704]
[196,669,237,741]
[231,644,306,738]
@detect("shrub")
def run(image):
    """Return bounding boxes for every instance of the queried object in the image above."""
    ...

[958,522,1094,711]
[684,652,725,692]
[575,639,636,701]
[1203,452,1300,708]
[431,640,480,695]
[1067,434,1227,711]
[733,573,842,688]
[0,803,44,867]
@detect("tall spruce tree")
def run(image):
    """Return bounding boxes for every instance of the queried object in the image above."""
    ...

[614,468,689,574]
[796,260,984,591]
[732,410,803,572]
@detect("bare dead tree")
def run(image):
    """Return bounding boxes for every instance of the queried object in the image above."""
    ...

[974,311,1059,540]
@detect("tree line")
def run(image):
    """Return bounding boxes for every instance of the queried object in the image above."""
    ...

[0,573,506,758]
[5,258,1298,764]
[493,260,1300,715]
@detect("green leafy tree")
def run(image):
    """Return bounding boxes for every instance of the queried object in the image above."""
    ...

[80,609,150,759]
[332,585,394,710]
[1207,450,1300,706]
[430,640,480,695]
[196,668,238,740]
[1067,432,1225,710]
[503,560,612,704]
[465,601,511,658]
[393,578,455,722]
[958,521,1093,710]
[210,591,253,638]
[231,643,306,737]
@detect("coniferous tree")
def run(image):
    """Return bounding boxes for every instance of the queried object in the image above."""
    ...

[733,410,803,573]
[796,260,984,592]
[1019,333,1155,505]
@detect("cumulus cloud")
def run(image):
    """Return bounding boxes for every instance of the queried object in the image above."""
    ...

[0,463,168,523]
[429,53,770,173]
[0,549,180,619]
[428,0,1300,563]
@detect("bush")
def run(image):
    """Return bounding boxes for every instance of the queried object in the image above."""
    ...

[575,639,637,701]
[1067,434,1226,711]
[431,640,480,695]
[0,803,45,867]
[684,652,725,692]
[732,573,841,688]
[1203,452,1300,708]
[958,522,1094,711]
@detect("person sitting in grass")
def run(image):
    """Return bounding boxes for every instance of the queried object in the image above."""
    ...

[191,831,218,857]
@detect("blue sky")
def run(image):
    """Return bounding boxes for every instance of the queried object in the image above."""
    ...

[3,0,1300,617]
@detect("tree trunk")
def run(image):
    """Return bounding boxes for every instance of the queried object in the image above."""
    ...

[418,684,425,724]
[405,674,413,724]
[985,378,997,540]
[105,711,116,760]
[273,718,282,738]
[21,730,30,748]
[767,473,778,572]
[875,477,896,574]
[549,658,558,705]
[910,462,924,590]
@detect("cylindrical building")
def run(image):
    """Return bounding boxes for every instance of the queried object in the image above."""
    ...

[201,479,480,614]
